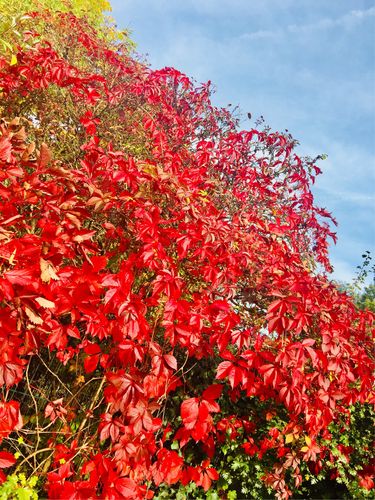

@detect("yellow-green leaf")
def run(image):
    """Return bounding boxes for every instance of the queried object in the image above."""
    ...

[285,433,294,444]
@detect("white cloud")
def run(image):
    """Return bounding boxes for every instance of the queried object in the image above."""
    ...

[288,6,375,32]
[240,6,375,39]
[318,189,375,206]
[313,141,375,184]
[239,29,281,41]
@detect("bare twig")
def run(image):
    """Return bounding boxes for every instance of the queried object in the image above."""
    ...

[76,376,106,442]
[25,362,40,469]
[35,353,74,397]
[14,448,53,474]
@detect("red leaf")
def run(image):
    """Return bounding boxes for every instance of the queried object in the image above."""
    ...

[0,451,16,468]
[259,363,281,388]
[0,135,12,162]
[4,268,34,286]
[216,361,232,380]
[0,362,24,387]
[163,354,177,371]
[216,361,246,389]
[84,343,102,355]
[202,384,222,401]
[152,449,183,486]
[206,467,219,480]
[115,478,137,498]
[201,472,212,492]
[84,354,100,373]
[181,398,199,430]
[0,400,23,439]
[201,399,220,414]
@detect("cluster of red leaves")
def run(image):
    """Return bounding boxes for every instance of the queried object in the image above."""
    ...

[0,10,373,499]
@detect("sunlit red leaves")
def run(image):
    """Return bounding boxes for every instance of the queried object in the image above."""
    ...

[180,397,200,431]
[45,398,68,423]
[4,268,34,286]
[83,343,101,373]
[0,450,16,484]
[183,461,219,491]
[202,383,222,402]
[259,363,282,390]
[0,361,24,388]
[242,438,258,457]
[151,352,177,377]
[111,477,139,499]
[105,371,144,412]
[99,413,125,443]
[80,111,101,136]
[266,296,296,334]
[0,400,23,442]
[358,474,374,491]
[46,479,96,500]
[300,435,321,462]
[0,134,12,162]
[152,449,183,486]
[0,8,373,500]
[180,384,222,442]
[127,400,161,434]
[216,360,248,389]
[357,462,375,491]
[0,451,16,468]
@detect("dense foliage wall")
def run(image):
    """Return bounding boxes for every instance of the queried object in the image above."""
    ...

[0,6,373,499]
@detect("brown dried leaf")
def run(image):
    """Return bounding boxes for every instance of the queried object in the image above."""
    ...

[40,258,59,283]
[38,142,52,168]
[35,297,55,308]
[25,306,43,325]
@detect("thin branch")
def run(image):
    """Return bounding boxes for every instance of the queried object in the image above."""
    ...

[14,448,52,474]
[35,352,74,397]
[76,376,106,442]
[25,362,40,469]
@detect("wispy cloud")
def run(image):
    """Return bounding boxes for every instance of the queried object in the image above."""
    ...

[240,7,375,40]
[239,29,281,41]
[317,189,375,205]
[288,6,375,33]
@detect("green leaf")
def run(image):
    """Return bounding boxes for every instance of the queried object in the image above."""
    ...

[171,440,179,450]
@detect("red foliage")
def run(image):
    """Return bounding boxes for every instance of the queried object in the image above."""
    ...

[0,10,373,499]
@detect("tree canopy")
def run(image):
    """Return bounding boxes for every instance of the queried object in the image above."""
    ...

[0,5,373,499]
[0,0,111,26]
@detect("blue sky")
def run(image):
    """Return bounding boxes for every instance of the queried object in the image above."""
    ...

[110,0,375,285]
